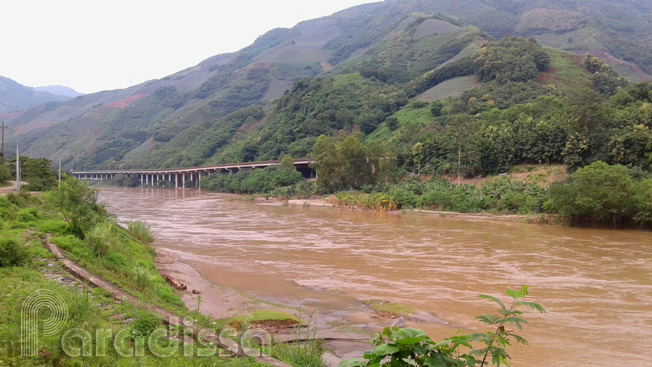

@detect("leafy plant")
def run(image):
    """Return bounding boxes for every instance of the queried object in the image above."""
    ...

[339,286,545,367]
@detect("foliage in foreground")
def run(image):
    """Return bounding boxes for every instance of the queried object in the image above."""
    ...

[339,286,545,367]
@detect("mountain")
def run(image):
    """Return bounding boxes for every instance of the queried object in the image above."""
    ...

[34,85,83,99]
[3,0,651,169]
[0,76,72,114]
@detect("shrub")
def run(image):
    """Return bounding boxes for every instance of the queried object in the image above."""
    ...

[0,239,28,267]
[84,222,116,258]
[548,162,636,226]
[128,221,154,244]
[131,312,162,338]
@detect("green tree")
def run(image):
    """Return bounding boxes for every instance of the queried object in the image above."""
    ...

[46,178,107,237]
[430,101,444,117]
[272,155,303,187]
[548,162,636,227]
[339,136,371,188]
[0,163,11,185]
[312,135,341,191]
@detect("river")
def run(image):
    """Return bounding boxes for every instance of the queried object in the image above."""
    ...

[98,187,652,367]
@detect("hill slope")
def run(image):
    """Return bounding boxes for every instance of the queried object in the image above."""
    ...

[0,76,72,114]
[3,0,651,168]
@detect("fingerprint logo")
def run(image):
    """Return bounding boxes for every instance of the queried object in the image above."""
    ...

[21,289,68,356]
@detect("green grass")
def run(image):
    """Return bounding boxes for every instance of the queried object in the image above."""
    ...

[363,300,417,317]
[366,102,434,142]
[543,48,592,89]
[0,192,269,367]
[229,311,301,329]
[416,75,479,102]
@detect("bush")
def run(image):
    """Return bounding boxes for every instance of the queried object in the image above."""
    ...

[0,239,28,267]
[128,221,154,244]
[131,312,162,338]
[84,222,117,258]
[548,162,635,226]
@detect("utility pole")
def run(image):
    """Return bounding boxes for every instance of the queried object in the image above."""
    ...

[58,159,62,189]
[0,121,7,163]
[16,145,20,193]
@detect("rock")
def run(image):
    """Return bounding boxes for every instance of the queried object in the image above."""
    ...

[164,275,188,290]
[192,289,201,294]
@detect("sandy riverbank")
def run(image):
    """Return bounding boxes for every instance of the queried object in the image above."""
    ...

[153,247,385,365]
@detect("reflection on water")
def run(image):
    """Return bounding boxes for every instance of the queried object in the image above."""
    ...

[99,187,652,367]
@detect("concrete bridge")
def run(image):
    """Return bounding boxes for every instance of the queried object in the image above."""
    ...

[72,158,315,189]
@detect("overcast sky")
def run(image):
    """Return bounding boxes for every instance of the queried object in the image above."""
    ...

[0,0,376,94]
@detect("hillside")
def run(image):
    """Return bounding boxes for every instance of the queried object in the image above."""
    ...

[0,76,71,114]
[34,85,82,98]
[3,0,652,169]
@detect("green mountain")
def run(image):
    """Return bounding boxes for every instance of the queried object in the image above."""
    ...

[0,76,72,114]
[3,0,651,168]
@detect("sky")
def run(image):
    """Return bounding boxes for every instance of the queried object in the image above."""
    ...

[0,0,377,94]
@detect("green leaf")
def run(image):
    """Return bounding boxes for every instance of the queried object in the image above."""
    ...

[503,317,528,329]
[517,301,546,314]
[371,343,400,356]
[513,334,529,345]
[338,359,368,367]
[478,294,506,310]
[476,314,502,325]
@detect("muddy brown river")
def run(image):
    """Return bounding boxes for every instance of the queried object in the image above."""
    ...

[99,187,652,367]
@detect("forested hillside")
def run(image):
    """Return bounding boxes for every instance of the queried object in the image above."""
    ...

[3,0,652,172]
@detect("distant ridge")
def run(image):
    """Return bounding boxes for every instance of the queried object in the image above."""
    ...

[0,75,71,114]
[34,85,83,98]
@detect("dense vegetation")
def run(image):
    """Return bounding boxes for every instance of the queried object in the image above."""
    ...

[202,155,303,194]
[1,156,59,190]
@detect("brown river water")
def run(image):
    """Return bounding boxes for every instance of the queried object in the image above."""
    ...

[98,187,652,367]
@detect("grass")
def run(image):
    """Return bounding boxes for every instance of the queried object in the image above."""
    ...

[363,300,417,318]
[229,311,301,330]
[127,220,155,244]
[366,101,433,143]
[541,48,592,89]
[49,222,186,314]
[416,75,479,102]
[0,193,269,366]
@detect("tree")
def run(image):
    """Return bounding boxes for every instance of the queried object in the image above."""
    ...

[312,135,341,191]
[444,115,476,184]
[272,155,302,187]
[338,136,371,188]
[548,162,636,227]
[430,101,443,117]
[46,178,107,237]
[0,163,11,185]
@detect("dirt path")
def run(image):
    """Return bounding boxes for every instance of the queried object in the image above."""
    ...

[0,181,26,195]
[44,234,291,367]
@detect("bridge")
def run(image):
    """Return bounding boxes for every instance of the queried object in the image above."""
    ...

[72,158,315,189]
